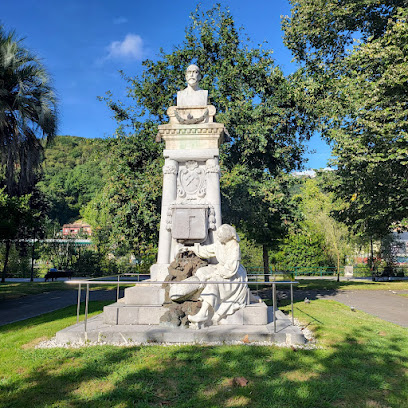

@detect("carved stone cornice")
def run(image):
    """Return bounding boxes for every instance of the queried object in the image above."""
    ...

[158,124,225,136]
[156,123,226,150]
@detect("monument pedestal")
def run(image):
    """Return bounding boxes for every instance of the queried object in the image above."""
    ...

[54,67,306,345]
[103,286,269,327]
[55,310,306,346]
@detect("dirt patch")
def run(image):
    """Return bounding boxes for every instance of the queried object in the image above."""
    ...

[21,336,49,349]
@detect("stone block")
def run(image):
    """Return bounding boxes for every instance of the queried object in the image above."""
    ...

[150,263,170,281]
[219,302,269,325]
[124,285,165,305]
[103,304,166,325]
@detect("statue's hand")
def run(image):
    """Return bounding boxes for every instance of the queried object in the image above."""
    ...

[218,265,236,279]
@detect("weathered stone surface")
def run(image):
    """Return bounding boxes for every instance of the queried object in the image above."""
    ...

[160,302,202,328]
[160,251,207,327]
[163,250,208,302]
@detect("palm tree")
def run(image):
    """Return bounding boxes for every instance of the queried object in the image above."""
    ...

[0,26,57,196]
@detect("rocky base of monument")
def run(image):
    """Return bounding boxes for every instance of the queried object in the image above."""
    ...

[160,251,206,328]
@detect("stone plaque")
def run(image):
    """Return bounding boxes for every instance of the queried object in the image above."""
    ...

[171,207,208,243]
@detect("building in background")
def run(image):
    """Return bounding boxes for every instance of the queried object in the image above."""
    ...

[62,222,92,237]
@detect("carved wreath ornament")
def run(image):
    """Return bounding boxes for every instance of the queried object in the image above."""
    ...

[177,161,206,199]
[175,108,209,124]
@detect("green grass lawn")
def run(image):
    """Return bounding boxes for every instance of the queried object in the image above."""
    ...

[252,279,408,292]
[0,282,135,301]
[0,299,407,407]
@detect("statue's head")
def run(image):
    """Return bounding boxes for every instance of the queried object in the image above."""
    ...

[216,224,240,244]
[185,64,201,88]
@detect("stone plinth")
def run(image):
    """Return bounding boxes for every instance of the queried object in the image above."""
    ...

[123,285,165,305]
[220,302,269,325]
[55,310,306,346]
[103,292,268,327]
[103,304,166,325]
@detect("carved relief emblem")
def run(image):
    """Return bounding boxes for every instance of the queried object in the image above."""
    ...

[177,161,206,199]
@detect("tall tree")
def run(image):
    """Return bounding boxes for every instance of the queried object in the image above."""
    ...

[82,125,162,260]
[0,26,57,196]
[95,4,318,261]
[0,189,36,282]
[283,2,408,240]
[221,166,295,280]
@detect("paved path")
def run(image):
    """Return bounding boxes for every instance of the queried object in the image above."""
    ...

[273,289,408,328]
[0,289,122,327]
[318,290,408,328]
[1,287,407,328]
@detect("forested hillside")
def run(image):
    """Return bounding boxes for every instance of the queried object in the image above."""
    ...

[38,135,107,226]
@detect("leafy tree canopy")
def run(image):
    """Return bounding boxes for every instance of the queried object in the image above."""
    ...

[102,4,318,176]
[92,4,320,259]
[38,135,107,225]
[283,3,408,239]
[283,0,405,69]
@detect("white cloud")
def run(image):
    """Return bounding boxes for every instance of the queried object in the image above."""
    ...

[113,17,128,24]
[106,34,145,60]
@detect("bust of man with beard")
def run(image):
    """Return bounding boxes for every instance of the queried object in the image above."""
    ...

[177,64,208,107]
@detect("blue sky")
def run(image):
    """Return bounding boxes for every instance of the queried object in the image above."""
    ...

[2,0,331,169]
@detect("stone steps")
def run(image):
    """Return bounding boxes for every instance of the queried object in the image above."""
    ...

[55,310,305,346]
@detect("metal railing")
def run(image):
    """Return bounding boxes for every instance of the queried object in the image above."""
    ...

[246,266,338,278]
[67,277,299,334]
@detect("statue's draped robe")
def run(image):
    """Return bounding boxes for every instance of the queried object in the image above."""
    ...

[195,240,248,317]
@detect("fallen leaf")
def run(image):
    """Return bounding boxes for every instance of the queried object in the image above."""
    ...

[242,334,250,343]
[233,377,248,387]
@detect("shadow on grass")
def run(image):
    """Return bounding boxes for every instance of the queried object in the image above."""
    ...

[254,278,408,308]
[1,306,408,407]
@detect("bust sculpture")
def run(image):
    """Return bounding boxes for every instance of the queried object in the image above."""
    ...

[177,64,208,107]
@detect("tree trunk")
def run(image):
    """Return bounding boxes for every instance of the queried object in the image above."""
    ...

[1,241,11,283]
[263,245,269,283]
[337,253,340,282]
[370,239,374,271]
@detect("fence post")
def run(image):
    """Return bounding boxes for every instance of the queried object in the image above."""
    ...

[291,283,294,326]
[84,283,89,333]
[76,283,81,324]
[273,282,277,333]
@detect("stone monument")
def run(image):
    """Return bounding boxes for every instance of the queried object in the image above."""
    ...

[103,64,259,328]
[55,65,306,344]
